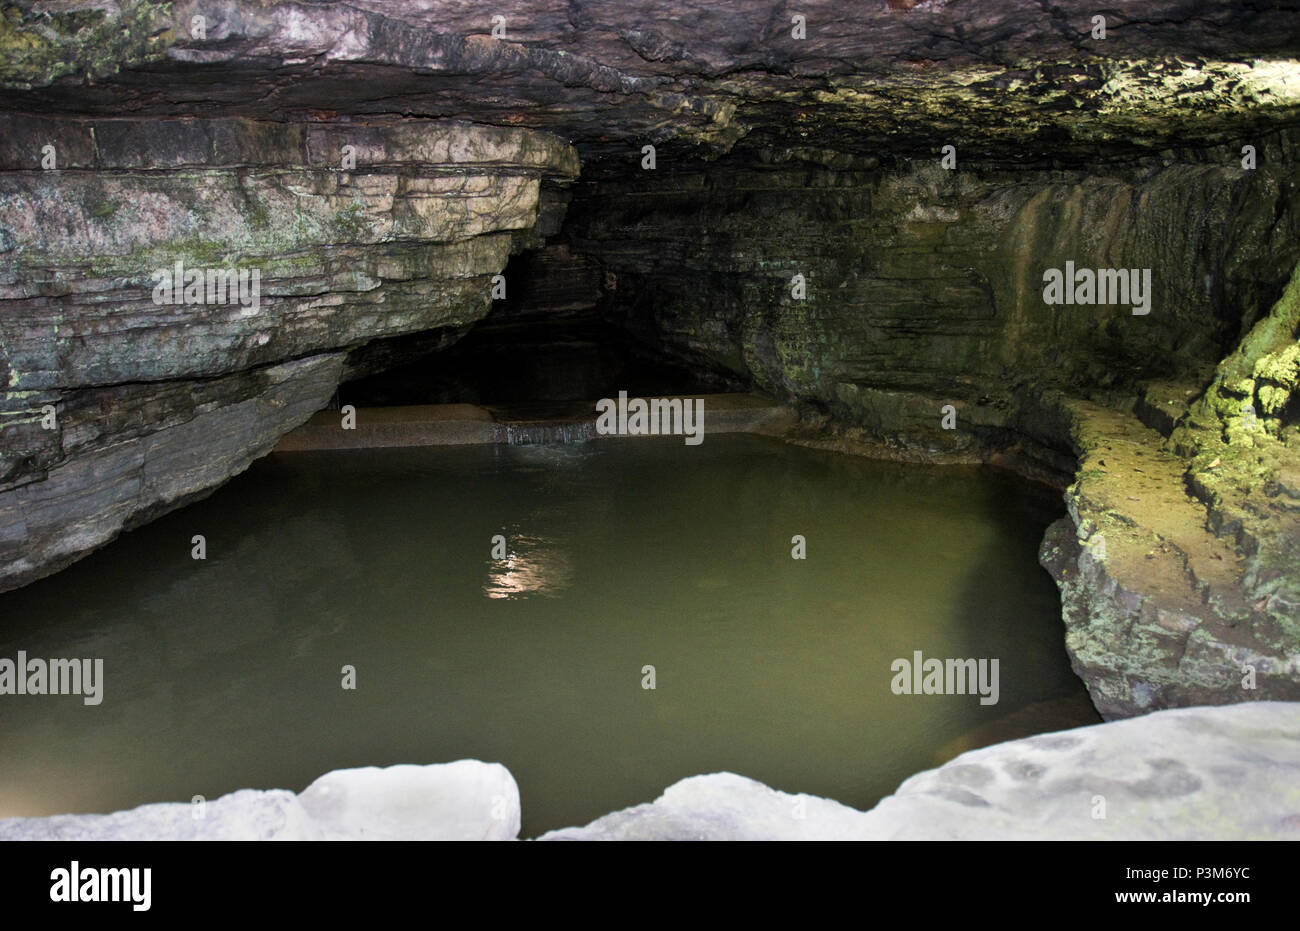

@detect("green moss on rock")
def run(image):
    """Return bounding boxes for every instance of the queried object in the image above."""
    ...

[0,1,174,89]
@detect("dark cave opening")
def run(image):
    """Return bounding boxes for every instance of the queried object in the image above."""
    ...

[338,243,742,421]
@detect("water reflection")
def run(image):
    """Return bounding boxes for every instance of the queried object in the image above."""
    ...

[485,534,573,599]
[0,435,1095,835]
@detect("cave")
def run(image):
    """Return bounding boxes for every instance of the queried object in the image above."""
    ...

[1,0,1299,851]
[336,247,731,420]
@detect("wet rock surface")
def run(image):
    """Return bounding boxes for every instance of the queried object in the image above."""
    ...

[567,142,1300,459]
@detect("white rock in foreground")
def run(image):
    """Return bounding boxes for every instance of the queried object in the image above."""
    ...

[0,761,519,841]
[5,704,1297,841]
[299,762,520,840]
[540,772,873,841]
[541,702,1300,840]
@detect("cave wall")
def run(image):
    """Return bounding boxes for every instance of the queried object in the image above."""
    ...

[568,133,1300,462]
[0,117,578,591]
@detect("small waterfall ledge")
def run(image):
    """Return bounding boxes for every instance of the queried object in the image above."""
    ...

[272,394,796,451]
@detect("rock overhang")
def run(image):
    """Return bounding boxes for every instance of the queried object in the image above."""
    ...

[2,1,1300,169]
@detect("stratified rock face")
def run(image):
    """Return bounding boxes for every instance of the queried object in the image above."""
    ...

[0,355,344,593]
[1178,267,1300,633]
[541,702,1300,840]
[0,760,521,840]
[569,138,1300,461]
[1037,263,1300,718]
[0,117,578,591]
[0,116,577,390]
[3,1,1300,166]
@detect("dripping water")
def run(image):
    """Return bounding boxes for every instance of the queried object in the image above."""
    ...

[493,420,598,446]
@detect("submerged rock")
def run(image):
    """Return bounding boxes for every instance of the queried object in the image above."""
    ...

[0,761,520,841]
[542,702,1300,840]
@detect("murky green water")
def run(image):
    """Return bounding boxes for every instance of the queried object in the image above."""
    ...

[0,434,1098,836]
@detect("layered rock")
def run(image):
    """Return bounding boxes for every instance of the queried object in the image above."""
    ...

[3,1,1300,166]
[568,135,1300,467]
[1038,262,1300,717]
[542,702,1300,840]
[1177,267,1300,627]
[0,116,578,590]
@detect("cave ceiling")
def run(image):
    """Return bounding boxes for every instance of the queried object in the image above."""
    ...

[2,1,1300,169]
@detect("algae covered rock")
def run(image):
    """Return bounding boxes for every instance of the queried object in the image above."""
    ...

[1039,262,1300,718]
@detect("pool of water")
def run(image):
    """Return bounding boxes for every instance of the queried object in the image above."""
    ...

[0,434,1098,836]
